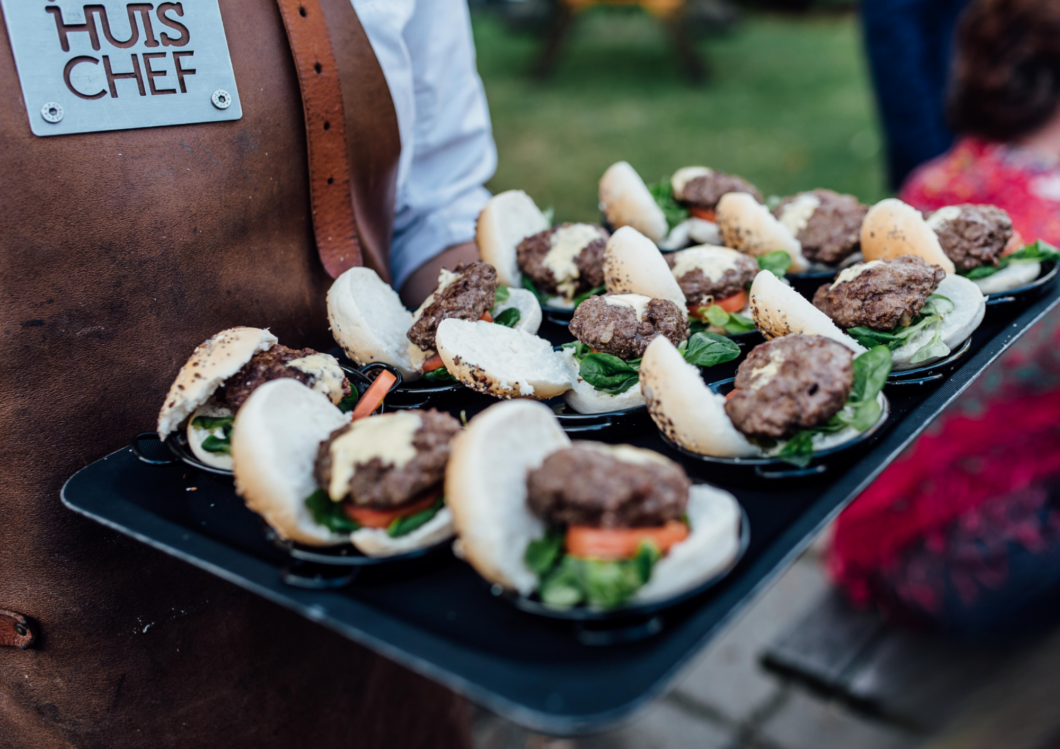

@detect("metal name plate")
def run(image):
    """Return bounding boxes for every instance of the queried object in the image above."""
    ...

[1,1,242,137]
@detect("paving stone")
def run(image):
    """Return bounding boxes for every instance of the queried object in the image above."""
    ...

[758,691,919,749]
[674,557,832,723]
[566,700,734,749]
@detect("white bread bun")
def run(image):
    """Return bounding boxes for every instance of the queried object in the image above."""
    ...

[716,193,810,273]
[891,273,985,370]
[658,217,723,251]
[972,261,1040,294]
[861,199,956,273]
[749,270,866,354]
[327,267,419,380]
[599,161,669,243]
[635,484,742,603]
[350,508,455,558]
[435,319,571,400]
[231,379,352,547]
[476,190,550,287]
[604,226,687,310]
[446,400,571,595]
[186,402,235,471]
[640,337,760,458]
[559,347,645,414]
[158,327,277,440]
[494,287,543,335]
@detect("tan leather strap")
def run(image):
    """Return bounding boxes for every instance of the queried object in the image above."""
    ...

[276,0,389,281]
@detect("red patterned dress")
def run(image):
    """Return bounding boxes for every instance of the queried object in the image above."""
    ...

[827,138,1060,633]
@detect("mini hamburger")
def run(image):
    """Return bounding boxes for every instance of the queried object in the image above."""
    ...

[924,203,1059,294]
[671,166,763,223]
[640,334,890,467]
[667,245,760,335]
[446,400,743,609]
[773,189,868,267]
[328,262,541,381]
[157,327,353,471]
[749,255,985,371]
[232,378,460,555]
[477,190,610,310]
[558,227,740,414]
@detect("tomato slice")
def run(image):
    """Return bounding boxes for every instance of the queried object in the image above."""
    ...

[350,369,397,421]
[422,353,445,372]
[1001,231,1025,257]
[343,490,441,529]
[565,521,690,561]
[480,310,494,323]
[715,289,748,313]
[726,388,738,401]
[689,207,716,222]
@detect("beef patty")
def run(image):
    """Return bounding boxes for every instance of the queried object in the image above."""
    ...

[667,250,759,305]
[315,409,460,508]
[928,204,1013,272]
[527,444,690,528]
[774,189,868,265]
[516,223,608,298]
[407,261,498,352]
[812,255,945,331]
[217,345,350,411]
[679,172,762,210]
[725,335,853,439]
[568,294,689,360]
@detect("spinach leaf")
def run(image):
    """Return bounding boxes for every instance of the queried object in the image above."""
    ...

[962,240,1060,279]
[493,284,510,307]
[705,305,730,328]
[305,489,360,533]
[682,332,741,368]
[524,529,564,576]
[696,304,756,335]
[521,275,550,306]
[776,431,815,468]
[560,340,592,364]
[572,285,606,308]
[542,206,555,226]
[848,295,952,364]
[578,354,641,395]
[338,390,360,414]
[757,251,792,278]
[539,557,584,607]
[424,366,457,382]
[850,345,892,403]
[200,435,231,455]
[387,498,445,538]
[647,178,690,230]
[493,308,521,328]
[192,415,234,432]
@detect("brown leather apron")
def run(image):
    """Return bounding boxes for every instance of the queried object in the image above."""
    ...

[0,2,470,747]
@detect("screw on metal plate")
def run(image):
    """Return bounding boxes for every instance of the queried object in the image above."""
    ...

[211,90,232,110]
[40,102,63,123]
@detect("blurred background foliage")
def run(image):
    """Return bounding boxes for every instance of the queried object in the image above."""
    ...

[473,2,886,222]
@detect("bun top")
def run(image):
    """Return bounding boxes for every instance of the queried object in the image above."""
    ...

[476,190,550,287]
[604,226,687,310]
[861,198,956,273]
[599,161,669,243]
[716,193,809,273]
[157,327,277,439]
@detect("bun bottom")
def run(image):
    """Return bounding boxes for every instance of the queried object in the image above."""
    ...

[971,262,1040,295]
[560,348,645,414]
[187,403,234,471]
[634,485,741,604]
[351,508,455,557]
[892,273,985,370]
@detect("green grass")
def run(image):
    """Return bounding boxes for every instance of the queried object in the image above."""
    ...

[474,10,887,223]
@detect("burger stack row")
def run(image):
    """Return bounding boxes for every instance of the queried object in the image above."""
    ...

[153,160,1057,612]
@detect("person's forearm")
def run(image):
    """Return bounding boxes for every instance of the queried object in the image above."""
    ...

[399,241,480,308]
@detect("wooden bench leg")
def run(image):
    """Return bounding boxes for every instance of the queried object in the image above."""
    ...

[531,5,577,81]
[663,12,709,84]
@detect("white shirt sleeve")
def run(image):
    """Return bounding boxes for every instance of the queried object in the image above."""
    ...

[353,0,497,289]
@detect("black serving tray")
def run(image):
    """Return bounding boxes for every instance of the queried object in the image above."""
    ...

[62,281,1059,736]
